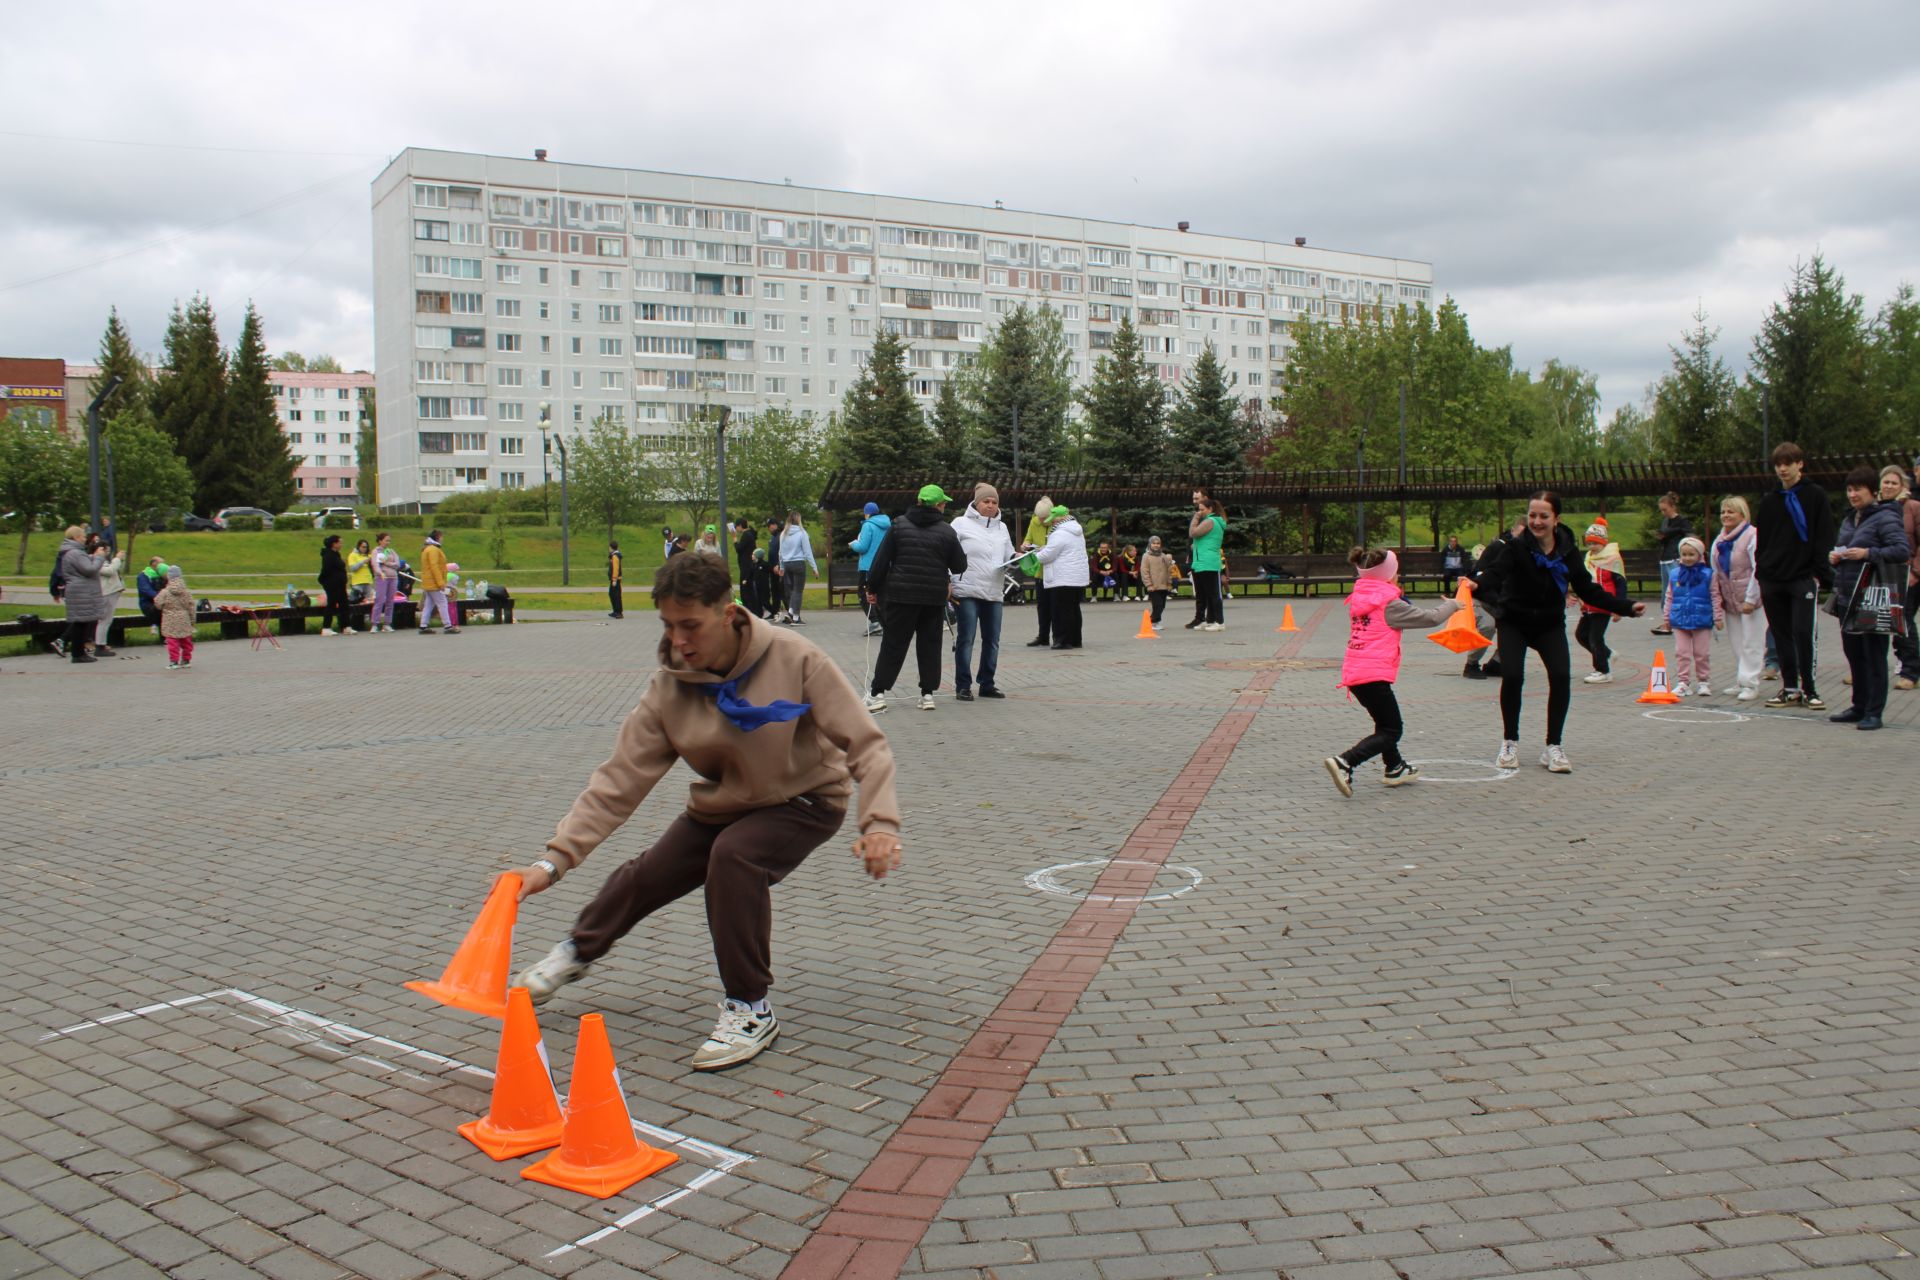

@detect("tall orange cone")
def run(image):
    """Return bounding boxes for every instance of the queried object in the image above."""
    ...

[1134,608,1157,639]
[1276,603,1300,633]
[1429,582,1492,653]
[459,987,565,1159]
[1636,650,1681,704]
[522,1013,678,1198]
[406,872,520,1019]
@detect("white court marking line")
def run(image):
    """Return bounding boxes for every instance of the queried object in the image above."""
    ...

[1025,858,1204,904]
[1402,757,1518,783]
[39,989,753,1259]
[1642,706,1751,724]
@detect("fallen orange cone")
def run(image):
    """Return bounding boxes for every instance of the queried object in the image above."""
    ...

[459,987,566,1160]
[1276,603,1299,633]
[1134,608,1157,639]
[1636,649,1681,704]
[1429,582,1491,653]
[406,872,520,1019]
[522,1013,678,1198]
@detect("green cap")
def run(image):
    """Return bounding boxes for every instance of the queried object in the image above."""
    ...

[704,524,717,533]
[1048,504,1070,521]
[918,484,952,505]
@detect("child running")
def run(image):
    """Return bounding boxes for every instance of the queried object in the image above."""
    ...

[1323,547,1465,796]
[154,566,197,670]
[1663,535,1723,695]
[1576,519,1628,684]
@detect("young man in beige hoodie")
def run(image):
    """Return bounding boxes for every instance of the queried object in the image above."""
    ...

[511,552,903,1069]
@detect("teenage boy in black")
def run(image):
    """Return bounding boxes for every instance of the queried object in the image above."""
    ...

[1754,442,1837,710]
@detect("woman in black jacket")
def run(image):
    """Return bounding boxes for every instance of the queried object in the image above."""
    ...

[1467,490,1645,773]
[1826,465,1912,730]
[318,534,354,635]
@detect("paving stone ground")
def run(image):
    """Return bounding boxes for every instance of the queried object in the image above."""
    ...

[2,596,1914,1280]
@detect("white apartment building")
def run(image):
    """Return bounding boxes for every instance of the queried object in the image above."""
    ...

[270,371,374,503]
[372,147,1433,511]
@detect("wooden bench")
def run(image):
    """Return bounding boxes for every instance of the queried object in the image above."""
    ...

[0,597,514,653]
[827,561,863,609]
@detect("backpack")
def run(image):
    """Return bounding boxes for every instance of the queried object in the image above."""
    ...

[48,552,67,601]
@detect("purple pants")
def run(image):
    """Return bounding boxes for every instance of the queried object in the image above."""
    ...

[372,577,398,627]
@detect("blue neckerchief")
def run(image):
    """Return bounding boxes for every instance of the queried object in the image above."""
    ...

[1675,561,1711,591]
[1716,525,1744,575]
[697,666,811,732]
[1782,484,1809,542]
[1532,548,1570,594]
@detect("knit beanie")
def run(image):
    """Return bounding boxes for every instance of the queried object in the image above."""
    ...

[1678,536,1707,559]
[1584,519,1609,546]
[974,483,999,504]
[166,566,183,581]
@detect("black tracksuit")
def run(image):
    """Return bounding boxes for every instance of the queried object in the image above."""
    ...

[867,504,967,697]
[1753,480,1837,697]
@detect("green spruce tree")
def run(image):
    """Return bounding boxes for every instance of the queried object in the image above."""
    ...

[150,296,238,512]
[965,304,1073,476]
[1746,254,1873,456]
[836,329,932,474]
[1078,315,1166,472]
[229,304,299,512]
[927,377,976,476]
[91,307,151,420]
[1866,283,1920,453]
[1650,307,1740,460]
[1166,342,1245,477]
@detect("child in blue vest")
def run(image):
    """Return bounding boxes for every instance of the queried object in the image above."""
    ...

[1663,536,1723,695]
[1323,547,1464,797]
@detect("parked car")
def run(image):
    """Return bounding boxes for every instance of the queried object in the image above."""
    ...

[312,506,361,529]
[213,506,277,530]
[147,511,221,532]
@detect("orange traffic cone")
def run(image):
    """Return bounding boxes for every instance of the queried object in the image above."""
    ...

[1637,650,1681,704]
[1276,603,1299,633]
[1429,582,1492,653]
[406,872,520,1019]
[1134,608,1157,639]
[459,987,565,1159]
[522,1013,678,1198]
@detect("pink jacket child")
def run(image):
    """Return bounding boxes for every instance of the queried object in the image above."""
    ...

[1324,548,1464,797]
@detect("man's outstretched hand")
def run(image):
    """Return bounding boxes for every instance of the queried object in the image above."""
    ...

[853,831,902,880]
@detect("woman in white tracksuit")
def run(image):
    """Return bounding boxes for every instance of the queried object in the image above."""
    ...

[950,483,1016,698]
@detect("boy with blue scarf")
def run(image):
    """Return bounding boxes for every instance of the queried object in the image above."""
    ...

[509,553,902,1070]
[1754,443,1837,710]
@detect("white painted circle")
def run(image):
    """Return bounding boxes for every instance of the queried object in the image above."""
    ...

[1402,757,1517,783]
[1024,858,1204,904]
[1642,706,1750,724]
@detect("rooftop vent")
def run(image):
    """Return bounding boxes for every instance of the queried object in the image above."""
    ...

[1294,236,1306,247]
[1177,221,1190,233]
[534,148,548,162]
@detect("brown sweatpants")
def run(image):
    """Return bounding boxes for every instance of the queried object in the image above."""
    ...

[569,795,845,1003]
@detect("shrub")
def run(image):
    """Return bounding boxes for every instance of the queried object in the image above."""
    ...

[433,491,499,516]
[225,516,265,532]
[502,513,545,527]
[433,513,484,529]
[318,514,358,530]
[373,514,423,530]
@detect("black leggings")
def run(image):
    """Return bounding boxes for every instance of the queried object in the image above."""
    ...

[1148,589,1170,624]
[1191,570,1223,625]
[1497,619,1573,745]
[1573,613,1612,673]
[1759,577,1819,696]
[1341,680,1405,769]
[321,584,350,631]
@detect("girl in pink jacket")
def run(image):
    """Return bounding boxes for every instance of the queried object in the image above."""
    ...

[1324,547,1466,797]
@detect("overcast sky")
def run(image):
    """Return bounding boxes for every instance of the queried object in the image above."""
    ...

[4,0,1915,420]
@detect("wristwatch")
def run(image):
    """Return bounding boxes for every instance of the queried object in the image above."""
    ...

[532,857,562,882]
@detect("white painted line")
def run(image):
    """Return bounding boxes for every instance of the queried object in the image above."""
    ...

[1642,706,1750,724]
[1025,858,1204,904]
[1401,758,1517,784]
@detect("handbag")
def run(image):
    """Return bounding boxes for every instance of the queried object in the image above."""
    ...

[1840,559,1909,637]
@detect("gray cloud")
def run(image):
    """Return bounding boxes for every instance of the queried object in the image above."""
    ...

[2,0,1915,421]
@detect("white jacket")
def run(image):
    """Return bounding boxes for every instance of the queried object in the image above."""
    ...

[951,503,1016,600]
[1034,518,1089,588]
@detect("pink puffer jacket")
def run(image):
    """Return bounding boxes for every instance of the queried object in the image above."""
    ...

[1710,523,1759,613]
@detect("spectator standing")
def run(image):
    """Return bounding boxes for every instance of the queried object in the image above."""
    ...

[155,566,196,669]
[1663,537,1723,695]
[1139,536,1176,629]
[93,543,126,657]
[1711,497,1764,699]
[776,511,817,624]
[1441,535,1468,595]
[418,529,458,634]
[57,526,106,664]
[608,540,625,619]
[749,548,776,618]
[1827,465,1912,730]
[318,535,354,635]
[1755,443,1836,710]
[865,484,966,712]
[346,538,375,632]
[370,533,401,632]
[661,526,675,560]
[1023,497,1055,647]
[1186,492,1227,631]
[1029,504,1089,649]
[849,502,892,637]
[695,525,725,558]
[1650,491,1692,636]
[1880,465,1920,690]
[136,557,167,631]
[950,482,1015,701]
[733,519,757,605]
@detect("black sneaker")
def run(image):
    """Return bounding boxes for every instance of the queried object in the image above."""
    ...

[1026,638,1049,647]
[978,687,1005,699]
[1462,662,1487,680]
[1183,620,1202,630]
[1383,763,1420,787]
[955,688,974,701]
[1322,756,1354,798]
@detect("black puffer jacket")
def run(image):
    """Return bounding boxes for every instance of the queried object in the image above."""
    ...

[868,505,965,606]
[1831,500,1911,608]
[1473,523,1633,629]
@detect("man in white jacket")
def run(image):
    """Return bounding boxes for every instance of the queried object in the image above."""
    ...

[950,483,1017,699]
[1027,505,1089,649]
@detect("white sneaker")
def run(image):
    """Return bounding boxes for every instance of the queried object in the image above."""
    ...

[1695,683,1711,697]
[1737,687,1756,701]
[1582,671,1613,684]
[691,999,778,1071]
[1323,756,1354,797]
[344,628,359,635]
[516,939,589,1006]
[1541,745,1573,773]
[1201,622,1224,632]
[918,693,936,710]
[864,692,887,713]
[320,628,336,636]
[1674,682,1690,697]
[1496,740,1519,770]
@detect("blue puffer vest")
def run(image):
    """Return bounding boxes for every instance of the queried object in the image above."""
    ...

[1666,561,1715,630]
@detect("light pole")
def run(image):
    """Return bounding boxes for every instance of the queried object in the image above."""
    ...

[86,375,122,540]
[712,405,730,553]
[540,407,552,526]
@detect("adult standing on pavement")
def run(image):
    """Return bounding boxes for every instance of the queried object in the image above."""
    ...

[318,535,354,636]
[1879,465,1920,691]
[369,533,401,632]
[695,525,725,558]
[1465,490,1645,773]
[56,526,106,664]
[510,552,902,1071]
[1826,465,1912,731]
[1028,504,1089,649]
[607,540,625,619]
[950,482,1015,701]
[1710,497,1764,700]
[1022,496,1055,648]
[1650,492,1691,637]
[1755,443,1836,711]
[849,502,892,637]
[776,511,817,624]
[1139,535,1176,630]
[865,484,967,712]
[733,519,757,607]
[1186,491,1227,631]
[417,529,458,634]
[93,541,126,657]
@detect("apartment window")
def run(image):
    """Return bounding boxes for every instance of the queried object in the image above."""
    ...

[598,337,623,356]
[597,303,622,323]
[451,291,483,314]
[421,468,454,487]
[763,314,785,332]
[495,298,521,317]
[453,432,488,451]
[500,471,526,488]
[568,302,582,322]
[762,282,785,300]
[802,379,812,395]
[287,431,303,444]
[413,184,448,208]
[538,369,552,387]
[760,249,787,269]
[596,269,620,288]
[571,371,583,389]
[537,267,550,284]
[495,264,521,284]
[600,371,625,390]
[418,423,453,445]
[496,368,524,387]
[492,227,522,251]
[764,345,786,363]
[595,237,624,256]
[453,467,488,484]
[570,337,582,355]
[496,333,523,352]
[451,397,486,419]
[498,402,524,422]
[766,376,786,394]
[568,269,581,286]
[539,335,551,353]
[499,436,525,455]
[415,326,452,349]
[415,219,450,241]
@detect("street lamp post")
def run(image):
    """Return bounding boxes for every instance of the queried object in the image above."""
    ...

[541,401,568,585]
[712,406,730,557]
[86,375,122,543]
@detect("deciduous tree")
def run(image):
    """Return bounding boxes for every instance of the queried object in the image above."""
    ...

[101,406,192,563]
[0,411,83,574]
[567,415,654,541]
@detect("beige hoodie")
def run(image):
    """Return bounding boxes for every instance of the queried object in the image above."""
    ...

[546,610,899,867]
